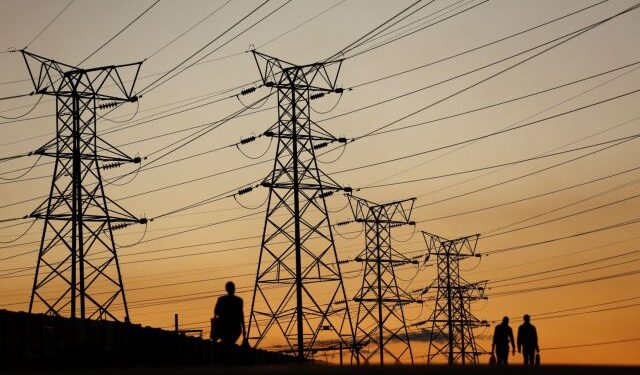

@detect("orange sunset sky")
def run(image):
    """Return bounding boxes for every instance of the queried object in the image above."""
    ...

[1,0,639,366]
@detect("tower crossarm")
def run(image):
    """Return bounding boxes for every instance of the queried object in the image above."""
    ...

[21,50,142,101]
[252,50,343,92]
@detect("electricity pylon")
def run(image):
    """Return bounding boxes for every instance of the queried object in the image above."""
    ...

[421,232,488,366]
[21,50,145,321]
[348,195,419,364]
[247,51,355,361]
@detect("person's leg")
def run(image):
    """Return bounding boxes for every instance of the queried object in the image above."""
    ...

[497,347,508,365]
[524,349,534,366]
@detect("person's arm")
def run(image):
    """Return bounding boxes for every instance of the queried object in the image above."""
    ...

[534,326,539,352]
[491,326,497,353]
[509,328,515,355]
[240,299,246,336]
[517,326,522,353]
[214,297,221,318]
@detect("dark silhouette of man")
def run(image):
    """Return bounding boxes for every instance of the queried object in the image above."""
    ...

[212,281,245,345]
[517,314,539,367]
[491,316,515,365]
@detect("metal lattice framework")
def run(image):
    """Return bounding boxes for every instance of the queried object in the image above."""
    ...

[247,51,355,360]
[422,232,488,366]
[348,195,419,364]
[22,50,144,321]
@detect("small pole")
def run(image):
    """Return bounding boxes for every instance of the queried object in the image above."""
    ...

[174,313,179,333]
[339,342,343,366]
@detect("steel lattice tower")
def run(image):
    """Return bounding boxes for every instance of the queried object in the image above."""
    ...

[247,51,355,360]
[21,51,144,321]
[348,195,419,364]
[421,232,488,366]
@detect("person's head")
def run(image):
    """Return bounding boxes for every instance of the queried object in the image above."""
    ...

[502,316,509,325]
[523,314,530,323]
[225,281,235,295]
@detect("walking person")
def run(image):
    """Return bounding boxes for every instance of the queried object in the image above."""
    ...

[491,316,515,365]
[211,281,246,346]
[517,314,539,367]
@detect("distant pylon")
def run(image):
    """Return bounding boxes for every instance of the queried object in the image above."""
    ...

[246,51,355,360]
[21,50,145,321]
[348,195,420,364]
[421,232,488,366]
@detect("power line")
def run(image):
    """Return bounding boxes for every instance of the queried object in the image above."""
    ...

[24,0,75,48]
[345,0,490,60]
[0,92,36,101]
[354,134,640,190]
[350,62,640,141]
[146,0,232,60]
[421,164,640,222]
[326,0,425,61]
[490,249,640,285]
[542,337,640,351]
[483,172,640,236]
[490,269,640,298]
[484,217,640,255]
[489,295,640,323]
[77,0,161,65]
[354,3,640,141]
[348,0,610,90]
[330,86,640,177]
[415,136,636,209]
[484,190,640,240]
[138,0,276,95]
[0,95,44,120]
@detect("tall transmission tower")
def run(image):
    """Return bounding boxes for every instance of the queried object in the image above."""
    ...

[421,231,488,366]
[21,50,145,321]
[246,51,355,361]
[348,195,419,364]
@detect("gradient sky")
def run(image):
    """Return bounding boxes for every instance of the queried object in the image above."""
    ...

[1,0,639,366]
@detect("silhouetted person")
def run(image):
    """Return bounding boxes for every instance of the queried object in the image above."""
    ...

[212,281,245,346]
[517,314,539,367]
[492,316,515,365]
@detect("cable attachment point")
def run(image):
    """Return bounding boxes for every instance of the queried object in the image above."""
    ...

[334,88,344,94]
[102,162,124,170]
[337,137,347,143]
[138,218,148,224]
[263,130,275,137]
[240,135,257,145]
[111,223,131,231]
[29,148,45,156]
[238,186,254,195]
[319,190,334,198]
[240,87,257,96]
[128,96,139,103]
[132,156,142,164]
[97,101,120,110]
[342,186,353,193]
[260,181,271,188]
